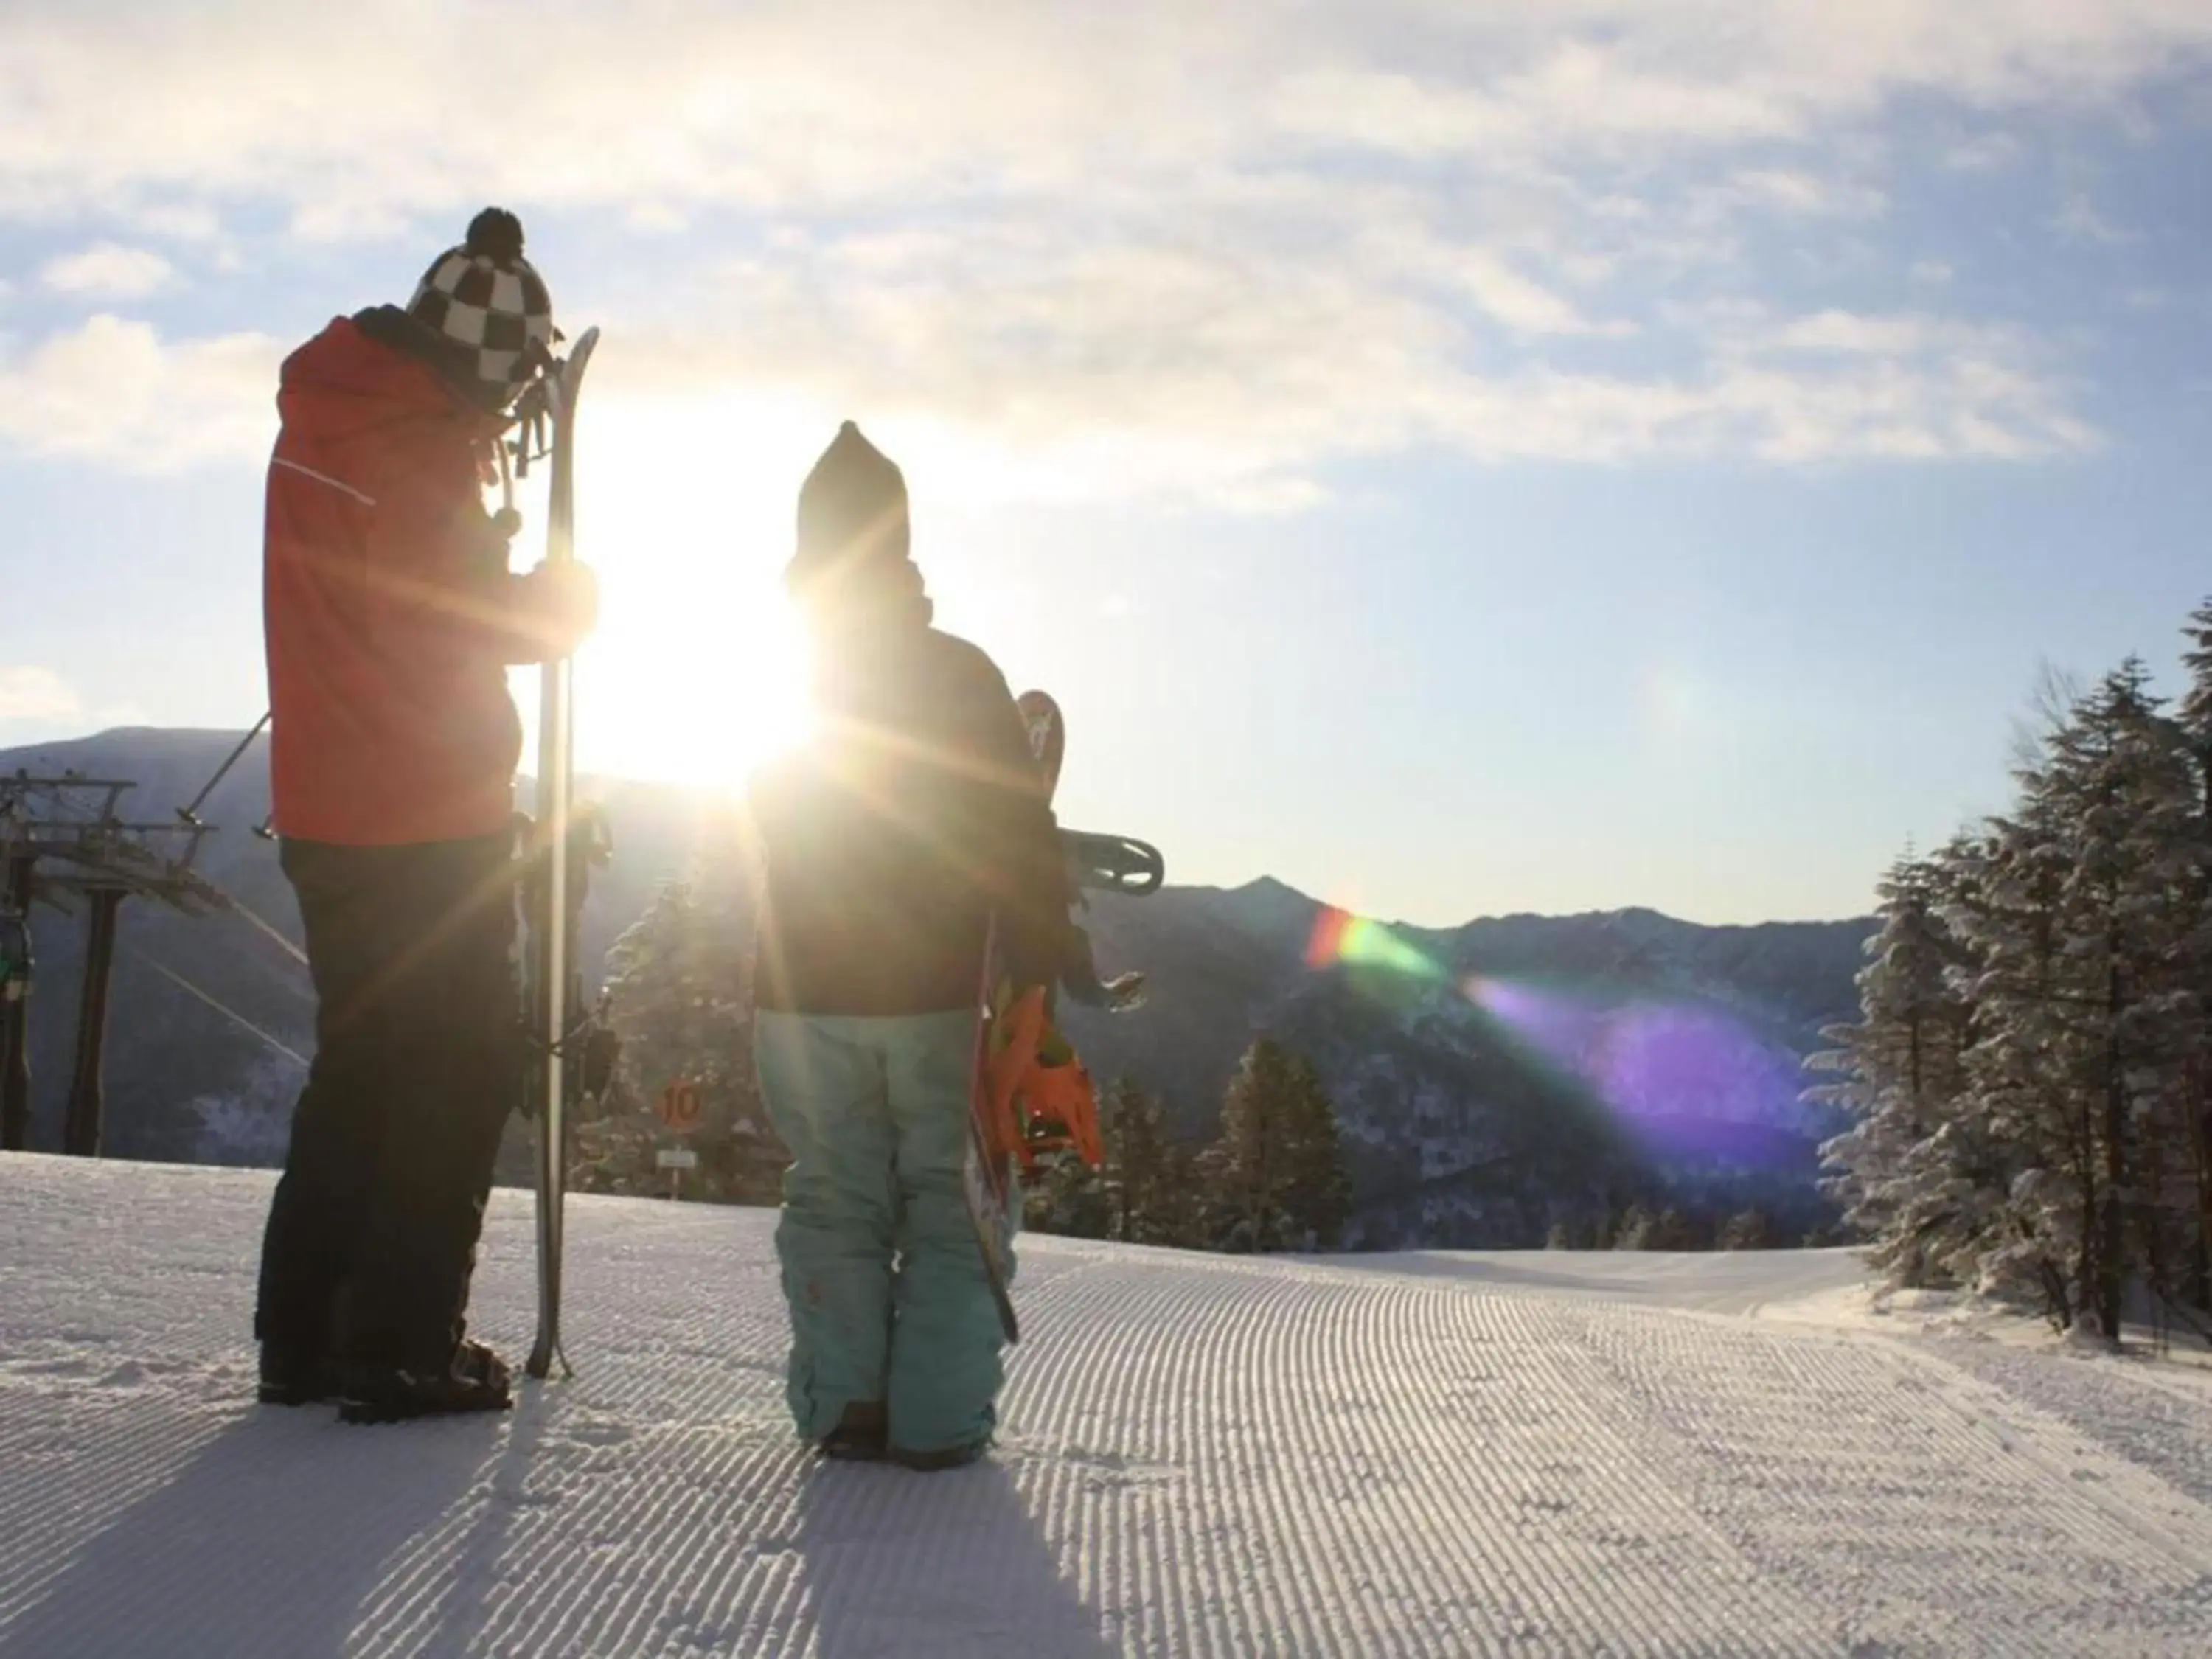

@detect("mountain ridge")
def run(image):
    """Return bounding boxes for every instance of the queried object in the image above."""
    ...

[3,727,1876,1243]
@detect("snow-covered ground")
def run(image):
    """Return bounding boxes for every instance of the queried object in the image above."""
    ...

[3,1157,2211,1658]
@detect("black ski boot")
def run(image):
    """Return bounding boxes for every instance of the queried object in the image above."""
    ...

[338,1338,513,1425]
[257,1342,340,1407]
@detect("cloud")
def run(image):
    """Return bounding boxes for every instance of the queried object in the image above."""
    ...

[1452,249,1626,337]
[133,202,224,243]
[1753,310,1972,357]
[0,666,81,722]
[1944,132,2026,172]
[1416,349,2094,468]
[3,3,2208,226]
[0,1,2189,498]
[2053,190,2138,246]
[599,242,2097,507]
[1697,307,2098,460]
[0,316,281,470]
[0,188,2060,511]
[40,243,175,299]
[1700,168,1888,220]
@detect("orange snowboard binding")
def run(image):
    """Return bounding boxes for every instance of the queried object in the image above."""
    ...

[978,978,1103,1174]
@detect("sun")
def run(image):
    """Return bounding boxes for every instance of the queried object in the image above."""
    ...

[574,590,814,792]
[518,389,828,793]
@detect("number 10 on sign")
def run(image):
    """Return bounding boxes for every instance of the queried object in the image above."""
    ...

[657,1082,703,1197]
[658,1081,702,1135]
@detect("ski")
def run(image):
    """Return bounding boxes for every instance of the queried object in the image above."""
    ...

[526,324,600,1383]
[961,689,1065,1345]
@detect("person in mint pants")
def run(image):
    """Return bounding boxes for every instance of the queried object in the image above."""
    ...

[746,422,1072,1470]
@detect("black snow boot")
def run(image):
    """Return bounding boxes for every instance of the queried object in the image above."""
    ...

[890,1436,991,1472]
[257,1342,341,1407]
[818,1401,888,1461]
[338,1338,513,1425]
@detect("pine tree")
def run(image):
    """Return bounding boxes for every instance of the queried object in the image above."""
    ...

[1948,664,2202,1338]
[1198,1040,1289,1251]
[2052,663,2197,1338]
[1189,1042,1354,1253]
[1198,1038,1343,1253]
[1102,1078,1188,1245]
[2170,599,2212,1316]
[1613,1202,1656,1250]
[1812,845,1983,1287]
[1023,1155,1111,1238]
[1154,1136,1208,1250]
[2078,663,2206,1335]
[1950,787,2080,1325]
[1719,1208,1775,1251]
[1282,1054,1353,1249]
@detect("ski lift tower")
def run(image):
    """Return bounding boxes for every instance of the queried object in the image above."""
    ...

[0,772,228,1157]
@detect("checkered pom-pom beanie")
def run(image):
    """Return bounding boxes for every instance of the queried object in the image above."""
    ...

[407,207,554,406]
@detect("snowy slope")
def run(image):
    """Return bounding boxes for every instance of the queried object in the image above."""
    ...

[3,1158,2211,1658]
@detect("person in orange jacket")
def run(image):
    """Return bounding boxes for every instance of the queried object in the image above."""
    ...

[254,208,597,1423]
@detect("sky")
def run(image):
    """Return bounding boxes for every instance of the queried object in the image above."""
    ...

[4,1,2211,928]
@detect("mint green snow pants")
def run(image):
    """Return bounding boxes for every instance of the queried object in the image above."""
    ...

[753,1009,1008,1456]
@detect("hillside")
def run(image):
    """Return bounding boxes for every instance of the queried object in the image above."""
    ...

[3,1155,2210,1657]
[3,728,1873,1241]
[1065,876,1871,1242]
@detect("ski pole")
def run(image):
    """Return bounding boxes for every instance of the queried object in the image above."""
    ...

[177,712,271,827]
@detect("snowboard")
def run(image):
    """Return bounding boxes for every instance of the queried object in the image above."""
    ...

[961,689,1065,1345]
[525,325,601,1383]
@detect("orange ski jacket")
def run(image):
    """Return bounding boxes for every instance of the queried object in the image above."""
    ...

[262,310,589,846]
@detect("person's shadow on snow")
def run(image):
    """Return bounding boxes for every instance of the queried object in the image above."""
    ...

[0,1400,499,1659]
[793,1456,1113,1658]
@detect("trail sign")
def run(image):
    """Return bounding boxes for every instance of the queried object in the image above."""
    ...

[657,1080,703,1136]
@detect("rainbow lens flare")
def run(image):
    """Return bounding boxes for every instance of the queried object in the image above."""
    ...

[1304,907,1448,981]
[1305,908,1809,1171]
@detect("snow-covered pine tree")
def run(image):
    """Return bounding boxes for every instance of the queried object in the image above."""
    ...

[1951,773,2082,1326]
[2050,663,2199,1339]
[1811,845,1982,1287]
[1953,664,2201,1339]
[1857,836,2028,1288]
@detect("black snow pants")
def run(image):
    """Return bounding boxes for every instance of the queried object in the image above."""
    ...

[254,832,521,1371]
